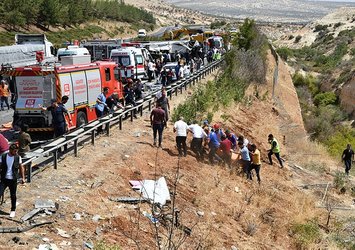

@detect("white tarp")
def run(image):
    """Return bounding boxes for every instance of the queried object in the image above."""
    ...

[134,177,171,205]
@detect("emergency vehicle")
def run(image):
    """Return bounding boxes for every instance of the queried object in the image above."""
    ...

[1,61,123,132]
[110,47,146,80]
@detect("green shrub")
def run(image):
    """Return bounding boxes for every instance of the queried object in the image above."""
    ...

[276,47,293,61]
[333,171,346,189]
[324,126,355,158]
[291,221,321,248]
[313,92,337,106]
[95,240,121,250]
[292,72,319,95]
[294,35,302,43]
[314,24,328,32]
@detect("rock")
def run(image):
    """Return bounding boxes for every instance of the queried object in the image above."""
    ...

[92,214,102,222]
[59,241,72,246]
[73,213,81,221]
[42,237,50,242]
[231,246,238,250]
[148,162,155,167]
[197,211,204,217]
[84,242,94,249]
[95,227,102,235]
[211,212,217,216]
[124,155,130,159]
[56,228,70,238]
[235,187,240,193]
[135,132,141,137]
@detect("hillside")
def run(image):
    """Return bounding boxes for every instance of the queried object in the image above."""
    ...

[274,7,355,159]
[0,42,354,249]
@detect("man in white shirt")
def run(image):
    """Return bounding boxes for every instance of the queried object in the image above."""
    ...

[173,117,189,157]
[188,121,207,161]
[0,143,25,218]
[147,61,155,82]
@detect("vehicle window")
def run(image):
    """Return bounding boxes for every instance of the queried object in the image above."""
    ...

[105,68,111,81]
[112,56,130,67]
[114,67,120,80]
[135,55,143,65]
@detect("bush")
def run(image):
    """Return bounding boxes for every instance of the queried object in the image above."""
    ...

[314,24,328,32]
[292,72,319,95]
[291,221,321,248]
[333,171,346,189]
[294,35,302,43]
[276,47,293,61]
[324,126,355,158]
[313,92,337,106]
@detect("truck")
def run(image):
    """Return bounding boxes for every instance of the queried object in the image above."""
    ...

[0,34,55,68]
[80,39,121,61]
[0,61,124,132]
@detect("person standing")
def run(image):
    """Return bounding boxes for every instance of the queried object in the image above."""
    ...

[0,80,10,111]
[238,141,251,175]
[157,90,170,123]
[219,135,233,168]
[18,124,32,157]
[150,103,166,147]
[208,129,222,165]
[147,60,155,82]
[41,97,72,137]
[188,121,207,161]
[225,130,238,151]
[173,117,189,157]
[248,144,261,184]
[95,87,109,119]
[0,143,25,218]
[267,134,284,168]
[342,144,354,176]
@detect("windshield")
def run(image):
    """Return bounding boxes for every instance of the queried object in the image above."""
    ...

[111,55,131,67]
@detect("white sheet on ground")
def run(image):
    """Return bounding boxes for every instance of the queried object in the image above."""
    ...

[139,177,170,205]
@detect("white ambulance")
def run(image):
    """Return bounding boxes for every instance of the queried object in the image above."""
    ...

[110,47,146,79]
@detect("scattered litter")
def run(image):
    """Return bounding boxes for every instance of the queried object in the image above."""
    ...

[38,244,59,250]
[138,177,171,205]
[12,236,20,243]
[142,211,158,223]
[109,197,147,204]
[0,221,53,233]
[148,162,154,167]
[56,228,70,238]
[134,132,141,137]
[91,181,103,189]
[44,209,53,216]
[42,237,50,242]
[57,196,71,202]
[92,215,102,223]
[84,242,94,249]
[59,241,71,247]
[197,211,204,217]
[231,246,238,250]
[124,155,130,159]
[211,212,217,216]
[235,187,240,193]
[95,227,102,235]
[73,213,81,221]
[59,186,72,190]
[35,200,56,209]
[129,180,142,190]
[21,208,42,221]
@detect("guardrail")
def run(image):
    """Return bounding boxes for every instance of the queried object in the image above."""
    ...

[23,59,224,182]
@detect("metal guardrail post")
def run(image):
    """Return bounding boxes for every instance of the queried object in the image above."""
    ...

[148,100,152,111]
[119,115,122,130]
[105,122,110,136]
[53,150,58,169]
[91,130,95,145]
[74,139,78,157]
[26,162,32,183]
[140,105,143,116]
[130,109,134,122]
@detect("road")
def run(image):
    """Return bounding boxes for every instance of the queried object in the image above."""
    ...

[149,26,175,37]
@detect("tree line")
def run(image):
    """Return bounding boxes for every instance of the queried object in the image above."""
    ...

[0,0,155,29]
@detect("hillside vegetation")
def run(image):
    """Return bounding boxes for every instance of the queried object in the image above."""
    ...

[0,0,155,46]
[276,16,355,159]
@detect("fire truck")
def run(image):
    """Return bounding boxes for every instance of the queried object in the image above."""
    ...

[1,61,123,132]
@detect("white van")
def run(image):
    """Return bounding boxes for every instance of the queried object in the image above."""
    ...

[138,29,147,37]
[57,46,90,61]
[110,47,146,79]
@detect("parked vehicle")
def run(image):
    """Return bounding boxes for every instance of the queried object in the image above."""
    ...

[138,29,147,37]
[57,46,90,61]
[80,39,121,61]
[0,34,55,68]
[0,61,123,132]
[110,47,146,80]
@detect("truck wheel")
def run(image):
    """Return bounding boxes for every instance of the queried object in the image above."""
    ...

[76,111,87,128]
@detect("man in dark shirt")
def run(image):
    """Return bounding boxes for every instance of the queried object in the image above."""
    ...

[42,96,72,137]
[150,103,166,147]
[342,144,354,175]
[157,90,170,122]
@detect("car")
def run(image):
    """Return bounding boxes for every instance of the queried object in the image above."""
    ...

[138,29,147,37]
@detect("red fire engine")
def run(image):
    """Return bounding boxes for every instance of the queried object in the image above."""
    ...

[1,61,123,132]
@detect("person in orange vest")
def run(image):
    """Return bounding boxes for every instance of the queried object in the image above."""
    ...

[0,80,11,111]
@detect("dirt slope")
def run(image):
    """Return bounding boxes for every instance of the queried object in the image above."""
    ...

[0,53,351,249]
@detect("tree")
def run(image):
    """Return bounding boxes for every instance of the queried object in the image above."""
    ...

[234,18,257,51]
[38,0,61,28]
